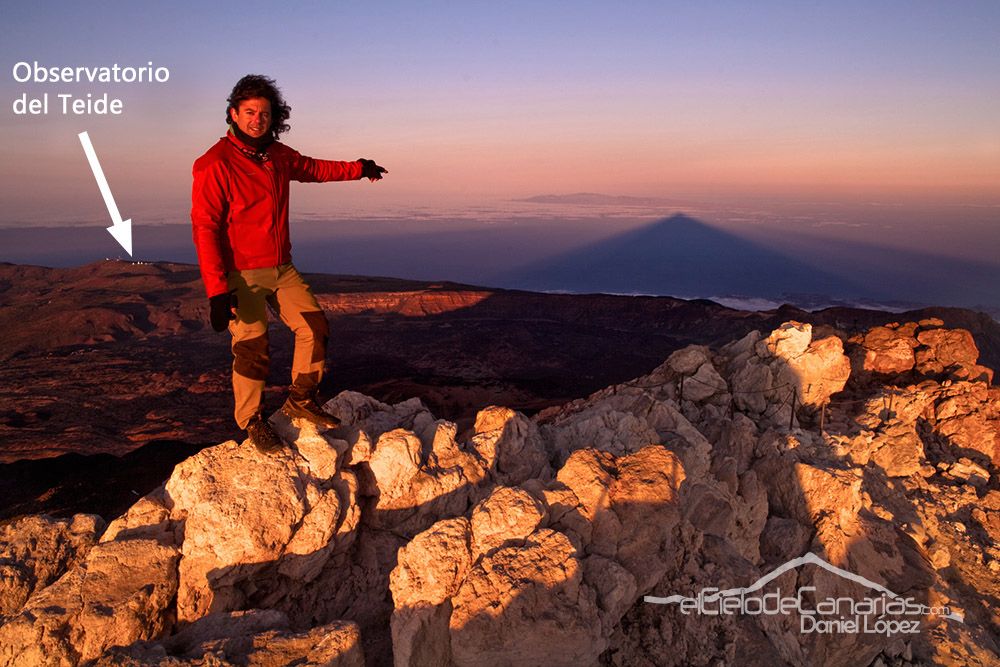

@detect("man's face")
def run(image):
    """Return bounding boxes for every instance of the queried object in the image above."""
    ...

[230,97,272,139]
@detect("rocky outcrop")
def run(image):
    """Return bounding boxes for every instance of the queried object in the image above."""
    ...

[849,317,994,385]
[94,612,364,667]
[1,320,997,666]
[0,537,178,666]
[390,445,685,667]
[852,324,921,375]
[598,321,999,667]
[0,513,104,616]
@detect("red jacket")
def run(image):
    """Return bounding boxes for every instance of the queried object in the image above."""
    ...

[191,132,363,297]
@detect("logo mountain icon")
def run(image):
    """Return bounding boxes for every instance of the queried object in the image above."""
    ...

[644,551,963,624]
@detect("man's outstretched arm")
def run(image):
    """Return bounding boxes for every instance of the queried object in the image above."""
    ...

[287,148,387,183]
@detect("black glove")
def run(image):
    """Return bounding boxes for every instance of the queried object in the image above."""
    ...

[357,158,387,181]
[209,291,237,332]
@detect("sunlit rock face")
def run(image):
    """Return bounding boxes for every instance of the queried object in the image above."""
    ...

[391,444,685,667]
[1,320,997,667]
[0,513,104,616]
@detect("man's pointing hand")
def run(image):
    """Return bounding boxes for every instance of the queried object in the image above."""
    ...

[358,158,387,182]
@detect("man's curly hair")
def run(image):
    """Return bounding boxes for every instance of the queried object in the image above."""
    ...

[226,74,291,140]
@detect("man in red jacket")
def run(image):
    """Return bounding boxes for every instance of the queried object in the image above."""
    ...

[191,74,386,452]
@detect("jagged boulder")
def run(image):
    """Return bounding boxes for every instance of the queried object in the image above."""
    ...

[389,517,472,667]
[762,321,852,408]
[870,424,926,477]
[450,528,603,667]
[929,381,999,466]
[850,324,919,375]
[720,322,851,426]
[390,445,686,667]
[0,513,104,616]
[95,611,364,666]
[0,538,179,666]
[164,434,361,625]
[849,320,995,387]
[469,486,547,558]
[3,320,997,667]
[917,328,981,375]
[470,406,551,486]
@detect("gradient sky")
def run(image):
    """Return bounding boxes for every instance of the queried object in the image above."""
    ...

[1,1,999,227]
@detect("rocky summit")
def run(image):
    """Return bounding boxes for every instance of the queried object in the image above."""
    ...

[0,320,997,666]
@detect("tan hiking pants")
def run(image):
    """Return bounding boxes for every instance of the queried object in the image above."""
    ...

[226,263,329,429]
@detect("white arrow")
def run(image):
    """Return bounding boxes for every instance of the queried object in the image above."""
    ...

[78,131,132,256]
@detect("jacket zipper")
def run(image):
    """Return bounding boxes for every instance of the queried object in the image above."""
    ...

[229,136,283,269]
[264,159,280,268]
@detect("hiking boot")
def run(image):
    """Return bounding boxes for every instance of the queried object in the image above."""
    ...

[246,413,283,452]
[281,394,342,429]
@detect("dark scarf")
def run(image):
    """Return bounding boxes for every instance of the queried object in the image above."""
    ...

[229,124,274,161]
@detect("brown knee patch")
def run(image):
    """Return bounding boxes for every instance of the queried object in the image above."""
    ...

[233,333,270,380]
[301,310,329,364]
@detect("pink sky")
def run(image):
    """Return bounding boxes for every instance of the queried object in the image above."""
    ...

[2,3,998,227]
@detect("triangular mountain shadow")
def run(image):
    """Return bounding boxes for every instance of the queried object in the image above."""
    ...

[743,231,1000,309]
[495,213,877,300]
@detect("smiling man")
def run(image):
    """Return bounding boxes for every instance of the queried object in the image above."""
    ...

[191,74,387,452]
